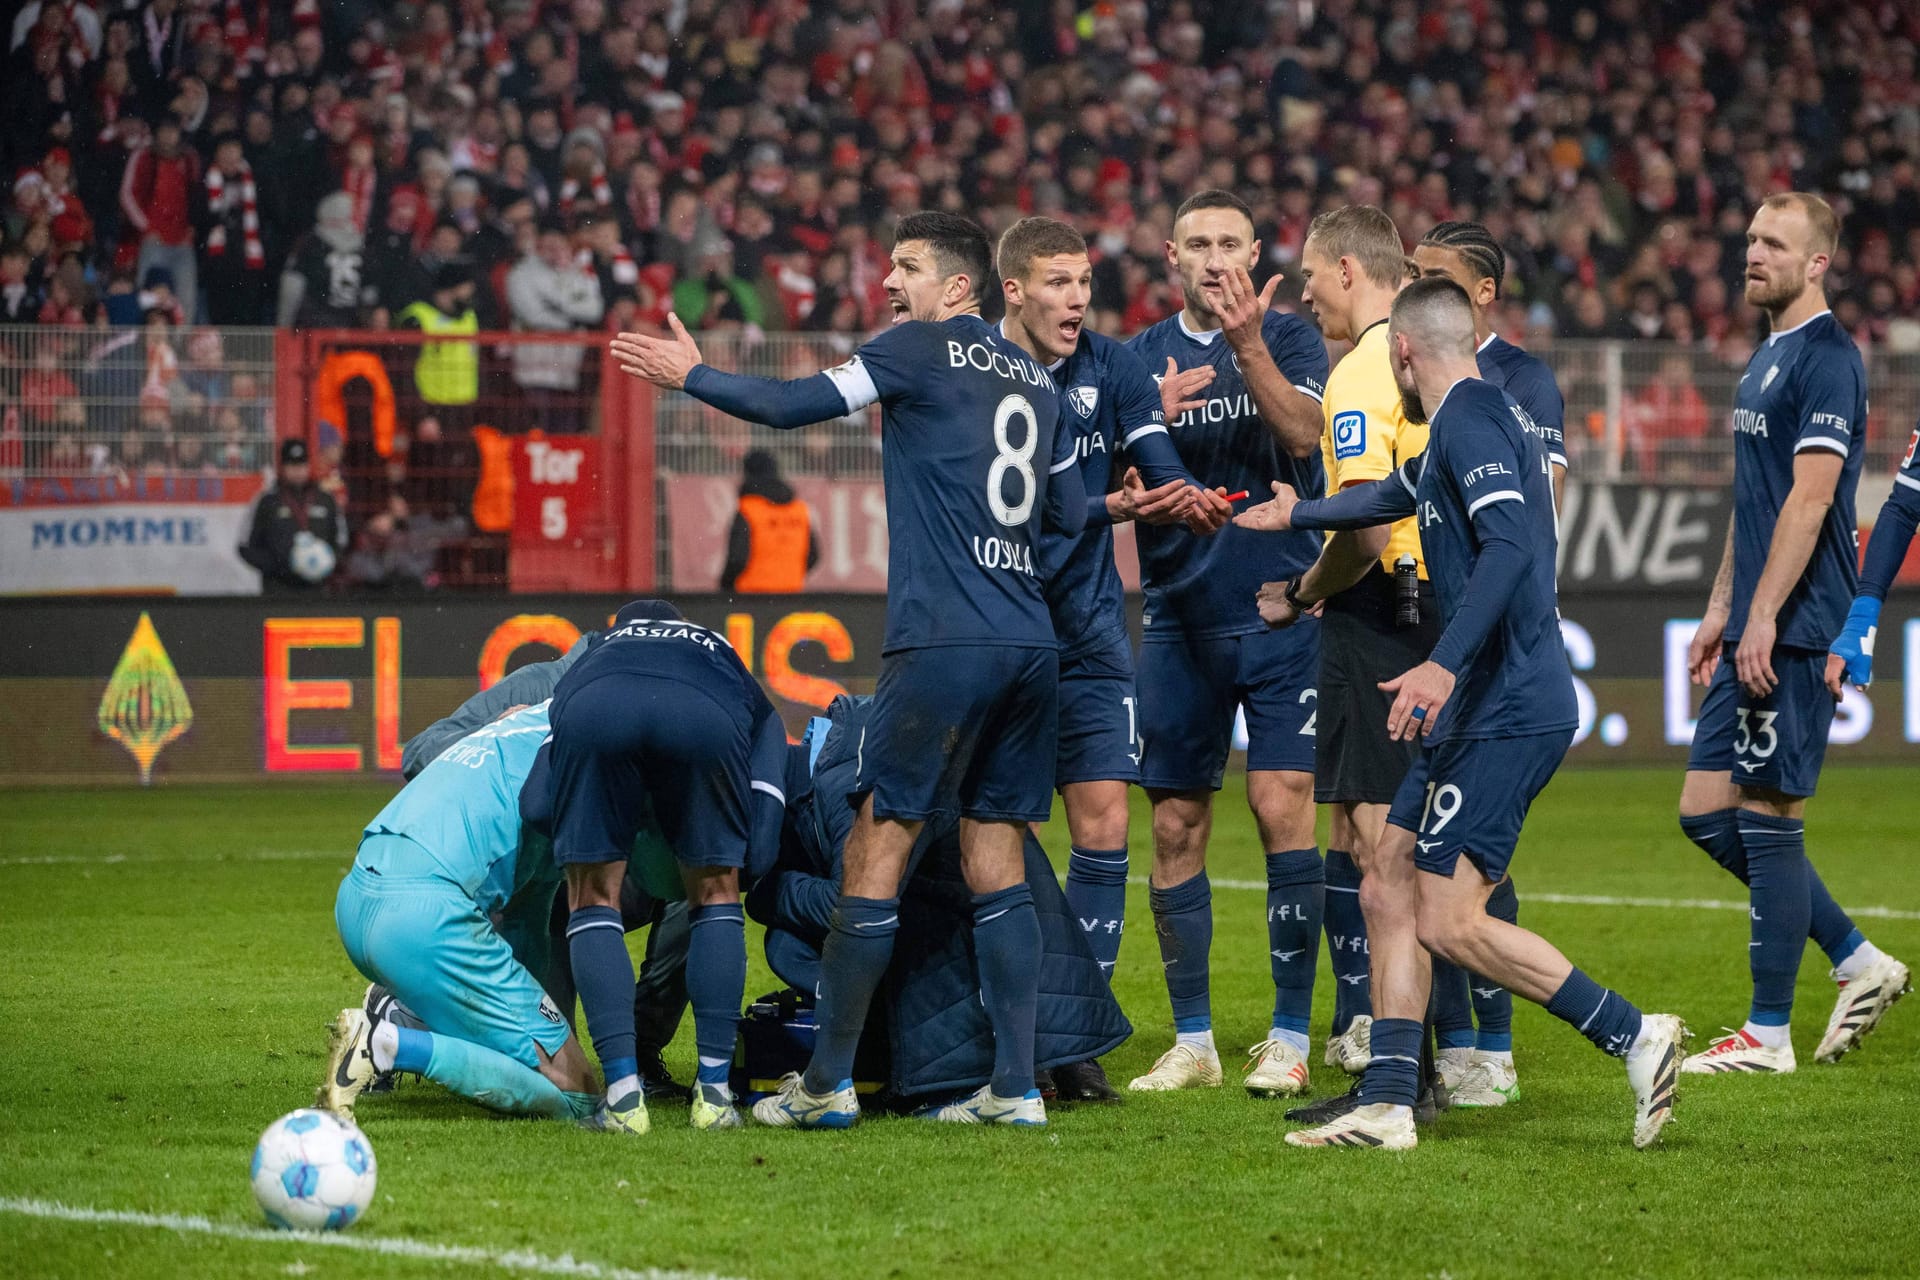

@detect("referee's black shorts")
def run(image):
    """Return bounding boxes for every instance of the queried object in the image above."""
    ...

[1314,565,1442,806]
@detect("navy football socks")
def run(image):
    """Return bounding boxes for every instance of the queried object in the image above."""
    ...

[686,902,746,1089]
[973,884,1042,1099]
[1065,846,1129,980]
[802,896,898,1096]
[1429,959,1477,1051]
[1357,1017,1423,1107]
[1740,813,1812,1026]
[566,904,637,1095]
[1473,877,1519,1053]
[1683,808,1863,967]
[1151,872,1214,1034]
[1264,849,1323,1046]
[1546,967,1644,1058]
[1322,847,1370,1033]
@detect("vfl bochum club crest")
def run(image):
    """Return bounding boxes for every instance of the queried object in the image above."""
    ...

[1067,385,1099,419]
[97,611,193,784]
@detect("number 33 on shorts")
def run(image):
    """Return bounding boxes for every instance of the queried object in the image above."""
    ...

[1732,707,1779,762]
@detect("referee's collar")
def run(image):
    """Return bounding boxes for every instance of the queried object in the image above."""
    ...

[1352,316,1389,345]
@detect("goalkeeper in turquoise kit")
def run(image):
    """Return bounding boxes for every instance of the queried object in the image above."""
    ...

[321,702,605,1122]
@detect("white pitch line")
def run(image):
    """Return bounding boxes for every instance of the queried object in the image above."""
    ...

[0,1197,748,1280]
[1127,876,1920,921]
[0,850,343,867]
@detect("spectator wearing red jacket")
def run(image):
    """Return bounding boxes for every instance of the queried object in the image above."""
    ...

[120,114,200,322]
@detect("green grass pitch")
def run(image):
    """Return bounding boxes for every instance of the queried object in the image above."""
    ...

[3,768,1918,1279]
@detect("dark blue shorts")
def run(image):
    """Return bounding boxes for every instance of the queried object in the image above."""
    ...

[1387,728,1573,883]
[854,644,1058,823]
[1055,634,1141,788]
[1686,644,1835,797]
[1136,620,1320,792]
[544,670,754,871]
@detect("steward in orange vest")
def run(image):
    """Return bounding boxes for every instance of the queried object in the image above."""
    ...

[722,450,816,593]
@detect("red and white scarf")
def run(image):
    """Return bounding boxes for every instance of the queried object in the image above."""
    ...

[205,161,265,269]
[558,164,612,217]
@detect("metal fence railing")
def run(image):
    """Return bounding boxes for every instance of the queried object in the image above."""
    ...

[1,324,278,483]
[7,325,1918,594]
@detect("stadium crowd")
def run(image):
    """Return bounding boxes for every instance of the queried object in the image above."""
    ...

[2,0,1918,351]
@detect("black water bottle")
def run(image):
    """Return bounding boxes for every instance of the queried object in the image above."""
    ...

[1394,553,1420,629]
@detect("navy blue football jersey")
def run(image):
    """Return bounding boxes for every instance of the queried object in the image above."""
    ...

[1402,380,1575,741]
[1478,333,1567,471]
[1038,328,1197,659]
[1125,310,1331,638]
[552,615,774,732]
[1726,312,1867,650]
[1858,416,1920,601]
[823,315,1070,653]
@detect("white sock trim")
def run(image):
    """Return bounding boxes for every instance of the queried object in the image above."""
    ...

[606,1074,640,1105]
[368,1020,399,1073]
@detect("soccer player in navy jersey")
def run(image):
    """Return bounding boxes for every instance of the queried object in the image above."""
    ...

[1829,415,1920,698]
[1122,190,1335,1097]
[1408,220,1570,1107]
[992,215,1232,1103]
[1677,193,1909,1075]
[1237,278,1686,1150]
[532,601,792,1135]
[611,212,1086,1128]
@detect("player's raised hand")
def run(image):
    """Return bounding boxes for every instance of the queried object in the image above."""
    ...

[1380,660,1456,742]
[1233,481,1299,532]
[1687,609,1727,686]
[1733,615,1778,697]
[1113,465,1195,526]
[1215,266,1283,348]
[1159,357,1215,423]
[1256,579,1320,629]
[610,314,704,390]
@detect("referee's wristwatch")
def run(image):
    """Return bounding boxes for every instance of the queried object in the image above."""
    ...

[1284,579,1311,612]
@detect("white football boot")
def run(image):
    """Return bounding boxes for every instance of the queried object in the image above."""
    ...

[749,1073,859,1129]
[1243,1039,1311,1097]
[1434,1046,1477,1095]
[1447,1054,1520,1108]
[1323,1015,1372,1075]
[1284,1102,1417,1151]
[923,1085,1047,1126]
[1127,1042,1223,1092]
[1815,952,1911,1064]
[1626,1014,1688,1149]
[1680,1026,1794,1075]
[317,1007,377,1116]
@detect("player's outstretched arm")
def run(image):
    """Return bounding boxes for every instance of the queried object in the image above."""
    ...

[1239,462,1419,532]
[610,317,853,429]
[1829,473,1920,693]
[1738,449,1844,697]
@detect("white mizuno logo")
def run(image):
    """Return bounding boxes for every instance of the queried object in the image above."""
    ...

[1417,839,1444,852]
[1472,987,1501,999]
[1338,974,1367,986]
[1762,365,1780,391]
[1737,761,1762,773]
[1271,949,1306,962]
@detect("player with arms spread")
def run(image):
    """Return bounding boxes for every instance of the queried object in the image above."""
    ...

[1407,219,1569,1106]
[1122,189,1334,1098]
[1678,193,1908,1075]
[991,215,1230,1103]
[1238,278,1687,1151]
[612,211,1085,1128]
